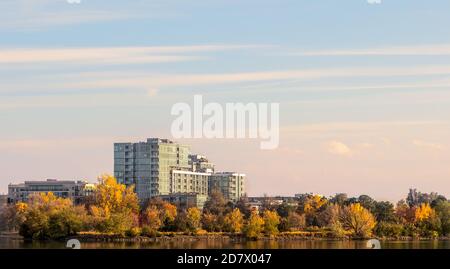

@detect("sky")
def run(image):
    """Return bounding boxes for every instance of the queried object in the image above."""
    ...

[1,0,450,202]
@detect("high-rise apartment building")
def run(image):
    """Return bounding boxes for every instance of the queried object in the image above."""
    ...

[114,138,190,201]
[114,138,246,205]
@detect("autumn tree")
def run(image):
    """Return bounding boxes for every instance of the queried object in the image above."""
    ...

[186,207,202,232]
[414,203,441,237]
[395,200,415,224]
[201,212,219,232]
[316,204,346,237]
[223,208,244,233]
[286,212,306,231]
[141,206,162,235]
[18,193,87,239]
[203,189,228,216]
[299,194,327,226]
[341,203,377,238]
[0,203,27,231]
[160,202,177,230]
[414,203,434,222]
[244,211,264,239]
[89,174,139,235]
[263,210,280,236]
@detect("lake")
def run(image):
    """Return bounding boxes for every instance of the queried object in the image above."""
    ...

[1,237,449,249]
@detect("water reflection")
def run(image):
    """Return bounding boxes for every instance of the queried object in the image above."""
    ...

[0,237,449,249]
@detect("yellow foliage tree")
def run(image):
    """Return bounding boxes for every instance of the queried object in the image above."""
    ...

[94,174,139,215]
[303,195,327,214]
[414,203,435,222]
[341,203,377,238]
[186,207,202,232]
[263,210,281,236]
[244,211,265,239]
[161,202,177,224]
[224,208,244,233]
[90,174,140,234]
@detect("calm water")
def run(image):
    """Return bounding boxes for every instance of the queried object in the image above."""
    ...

[1,237,449,249]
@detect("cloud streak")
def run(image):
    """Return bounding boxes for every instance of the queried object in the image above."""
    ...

[0,45,262,64]
[412,139,445,150]
[295,44,450,56]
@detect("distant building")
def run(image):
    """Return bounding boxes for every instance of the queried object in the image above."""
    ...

[7,179,94,204]
[114,138,190,201]
[248,196,299,207]
[209,172,246,203]
[158,193,208,209]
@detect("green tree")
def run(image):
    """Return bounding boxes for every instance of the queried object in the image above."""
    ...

[330,193,348,206]
[373,201,396,222]
[374,222,404,237]
[434,200,450,236]
[358,195,376,212]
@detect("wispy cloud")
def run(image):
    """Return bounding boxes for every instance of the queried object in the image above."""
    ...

[327,141,353,156]
[0,45,261,64]
[283,121,450,135]
[0,0,167,31]
[295,44,450,56]
[42,65,450,90]
[412,139,445,150]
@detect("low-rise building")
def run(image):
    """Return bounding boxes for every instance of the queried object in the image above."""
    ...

[209,172,246,203]
[7,179,94,204]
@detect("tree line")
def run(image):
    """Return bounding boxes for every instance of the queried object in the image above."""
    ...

[0,175,448,240]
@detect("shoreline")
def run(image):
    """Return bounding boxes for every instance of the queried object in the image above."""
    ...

[2,232,449,243]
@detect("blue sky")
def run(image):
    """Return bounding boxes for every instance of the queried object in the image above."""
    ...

[1,0,450,201]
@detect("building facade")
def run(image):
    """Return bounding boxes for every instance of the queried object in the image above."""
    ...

[114,138,190,201]
[7,179,94,204]
[209,172,246,203]
[158,193,208,209]
[170,169,210,196]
